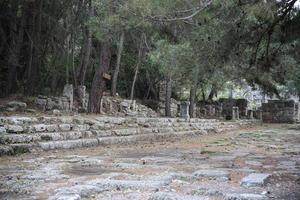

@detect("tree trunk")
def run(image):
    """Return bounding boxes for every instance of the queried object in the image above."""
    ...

[111,31,125,96]
[130,41,143,100]
[76,0,93,87]
[88,41,111,113]
[189,66,200,118]
[26,0,43,95]
[202,88,206,101]
[208,84,216,101]
[165,76,172,117]
[189,85,197,118]
[144,70,152,99]
[7,2,25,95]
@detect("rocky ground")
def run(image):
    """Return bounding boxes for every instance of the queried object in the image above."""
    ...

[0,124,299,200]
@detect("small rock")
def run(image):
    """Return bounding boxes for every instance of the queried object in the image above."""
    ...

[6,101,27,111]
[261,191,269,195]
[0,126,6,134]
[6,107,17,112]
[26,108,37,113]
[51,109,61,116]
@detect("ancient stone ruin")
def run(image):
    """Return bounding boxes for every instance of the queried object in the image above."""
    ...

[219,98,248,120]
[261,100,300,123]
[35,84,75,112]
[179,101,190,120]
[0,115,258,156]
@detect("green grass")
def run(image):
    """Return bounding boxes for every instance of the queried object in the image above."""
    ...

[191,188,206,195]
[200,148,224,156]
[12,145,30,155]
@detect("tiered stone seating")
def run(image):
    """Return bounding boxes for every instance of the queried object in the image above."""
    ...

[0,116,258,156]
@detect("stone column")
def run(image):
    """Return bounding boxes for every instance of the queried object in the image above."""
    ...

[249,110,254,119]
[78,85,88,112]
[62,84,73,111]
[131,100,136,111]
[219,103,223,118]
[212,106,216,116]
[180,101,190,120]
[259,110,263,121]
[232,106,239,120]
[297,103,300,121]
[208,105,212,116]
[100,98,103,114]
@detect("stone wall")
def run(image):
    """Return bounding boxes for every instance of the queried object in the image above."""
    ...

[100,97,158,117]
[261,100,299,123]
[219,98,248,119]
[197,103,222,119]
[158,99,179,117]
[35,84,74,112]
[33,84,158,117]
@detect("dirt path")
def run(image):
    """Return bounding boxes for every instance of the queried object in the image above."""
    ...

[0,124,299,200]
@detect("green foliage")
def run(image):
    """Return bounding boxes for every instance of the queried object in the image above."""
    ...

[149,40,192,78]
[0,0,299,101]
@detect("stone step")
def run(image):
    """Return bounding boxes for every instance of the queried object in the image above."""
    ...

[0,120,223,134]
[0,131,95,144]
[0,117,260,156]
[0,143,32,156]
[0,119,225,135]
[0,124,215,144]
[38,130,202,151]
[0,116,220,126]
[0,121,249,145]
[0,129,203,155]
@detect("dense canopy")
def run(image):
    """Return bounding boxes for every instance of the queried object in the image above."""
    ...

[0,0,299,113]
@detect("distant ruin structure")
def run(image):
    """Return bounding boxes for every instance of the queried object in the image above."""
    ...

[261,100,299,123]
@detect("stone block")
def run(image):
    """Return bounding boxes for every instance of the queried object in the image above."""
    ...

[77,85,88,112]
[193,169,229,178]
[46,124,59,132]
[0,127,6,134]
[63,84,73,99]
[112,128,137,136]
[82,139,98,147]
[35,98,47,109]
[33,124,47,132]
[72,124,90,131]
[59,124,71,131]
[6,101,27,111]
[179,101,190,119]
[50,109,61,116]
[6,125,24,133]
[241,173,271,187]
